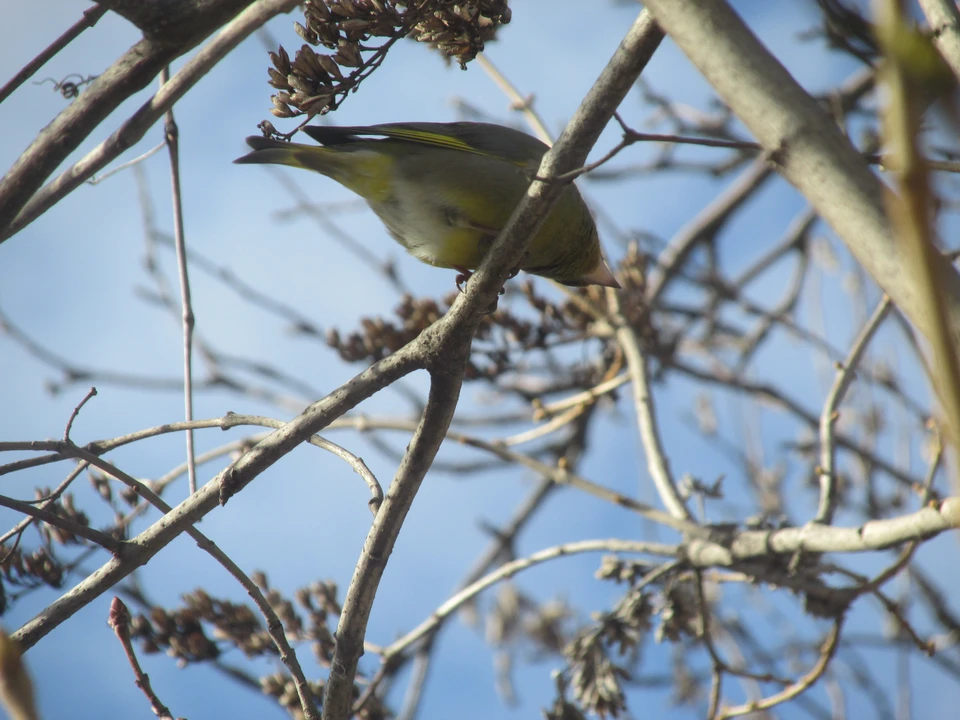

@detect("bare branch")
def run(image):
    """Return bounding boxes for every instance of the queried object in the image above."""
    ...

[0,0,300,241]
[918,0,960,82]
[108,597,176,720]
[158,67,199,496]
[614,299,693,520]
[816,296,892,524]
[384,539,679,661]
[642,0,960,345]
[323,371,466,720]
[0,5,108,106]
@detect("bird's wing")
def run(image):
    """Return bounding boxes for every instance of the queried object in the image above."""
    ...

[301,122,547,166]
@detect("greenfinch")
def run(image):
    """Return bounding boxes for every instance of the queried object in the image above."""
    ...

[235,122,619,288]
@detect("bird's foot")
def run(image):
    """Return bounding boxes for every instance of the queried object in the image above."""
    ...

[454,266,472,293]
[454,266,519,302]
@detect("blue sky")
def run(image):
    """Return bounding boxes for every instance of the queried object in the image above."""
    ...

[1,1,958,719]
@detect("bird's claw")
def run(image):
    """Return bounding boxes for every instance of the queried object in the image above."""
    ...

[454,266,519,297]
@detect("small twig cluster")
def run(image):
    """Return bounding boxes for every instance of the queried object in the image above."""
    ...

[325,284,623,381]
[268,0,511,120]
[128,576,345,668]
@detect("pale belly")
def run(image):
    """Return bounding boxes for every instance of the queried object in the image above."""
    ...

[367,185,491,269]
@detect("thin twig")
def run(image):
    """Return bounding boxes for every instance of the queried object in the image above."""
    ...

[0,5,108,106]
[87,143,165,185]
[612,292,693,520]
[0,493,122,553]
[498,404,586,446]
[534,371,631,419]
[63,387,98,442]
[382,539,679,661]
[395,642,433,720]
[0,0,302,241]
[475,54,553,145]
[108,597,175,719]
[159,67,198,496]
[718,618,844,719]
[816,296,892,523]
[0,463,86,548]
[333,416,701,535]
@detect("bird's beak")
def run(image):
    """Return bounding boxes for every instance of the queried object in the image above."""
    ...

[582,259,621,289]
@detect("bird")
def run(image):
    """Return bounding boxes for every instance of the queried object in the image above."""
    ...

[234,122,620,289]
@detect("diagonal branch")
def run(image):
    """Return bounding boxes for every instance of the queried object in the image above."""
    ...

[11,340,424,650]
[322,9,666,719]
[322,370,466,720]
[641,0,960,345]
[0,0,300,242]
[0,5,109,106]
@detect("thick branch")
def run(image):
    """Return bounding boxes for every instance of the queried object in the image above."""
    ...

[0,5,109,106]
[11,343,423,649]
[321,9,666,719]
[0,0,299,241]
[641,0,960,344]
[686,498,960,565]
[322,371,465,720]
[918,0,960,83]
[451,11,663,300]
[98,0,252,39]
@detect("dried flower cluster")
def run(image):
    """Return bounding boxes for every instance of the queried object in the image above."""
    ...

[546,561,707,718]
[326,282,626,382]
[130,592,235,662]
[326,294,444,362]
[268,0,511,120]
[121,577,383,716]
[595,555,655,585]
[597,585,653,657]
[0,546,64,609]
[486,558,694,718]
[485,584,571,656]
[653,577,700,643]
[261,673,325,719]
[32,490,90,546]
[564,627,629,719]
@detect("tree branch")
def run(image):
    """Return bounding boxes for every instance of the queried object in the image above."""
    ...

[0,5,108,106]
[322,370,466,720]
[641,0,960,345]
[322,9,666,718]
[11,342,423,649]
[0,0,299,242]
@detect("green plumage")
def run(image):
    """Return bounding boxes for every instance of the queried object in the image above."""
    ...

[235,122,618,288]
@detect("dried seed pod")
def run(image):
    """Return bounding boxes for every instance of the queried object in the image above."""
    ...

[267,66,290,89]
[286,73,314,95]
[294,21,319,45]
[336,0,361,18]
[270,95,296,118]
[306,0,330,21]
[333,39,363,67]
[300,94,335,115]
[315,53,343,80]
[276,46,292,71]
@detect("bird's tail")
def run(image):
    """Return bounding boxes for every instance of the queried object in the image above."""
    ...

[234,136,343,176]
[234,136,390,200]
